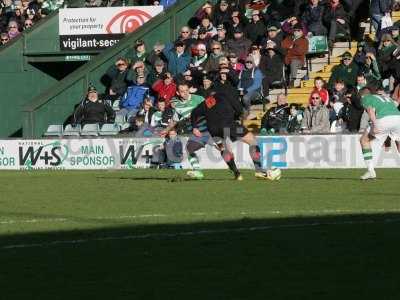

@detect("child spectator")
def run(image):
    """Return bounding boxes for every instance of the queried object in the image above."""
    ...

[150,99,174,129]
[287,103,304,133]
[309,77,329,105]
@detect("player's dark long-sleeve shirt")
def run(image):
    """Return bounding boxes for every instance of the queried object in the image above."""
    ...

[191,89,243,133]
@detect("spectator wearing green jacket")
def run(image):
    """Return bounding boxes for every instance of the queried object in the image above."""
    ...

[328,51,359,89]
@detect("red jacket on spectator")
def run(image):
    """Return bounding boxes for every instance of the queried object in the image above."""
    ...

[309,87,329,105]
[152,79,176,107]
[281,35,308,65]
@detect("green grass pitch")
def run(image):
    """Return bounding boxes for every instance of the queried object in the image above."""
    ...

[1,169,400,299]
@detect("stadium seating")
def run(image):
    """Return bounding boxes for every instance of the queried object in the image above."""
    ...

[44,125,63,137]
[99,124,120,136]
[63,124,81,136]
[80,124,100,136]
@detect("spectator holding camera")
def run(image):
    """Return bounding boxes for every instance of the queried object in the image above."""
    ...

[301,92,330,133]
[147,42,167,67]
[261,24,284,49]
[126,39,148,66]
[104,57,133,98]
[261,93,290,134]
[359,53,381,86]
[377,34,398,79]
[353,40,376,67]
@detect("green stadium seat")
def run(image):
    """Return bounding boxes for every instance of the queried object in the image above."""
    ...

[99,123,120,136]
[44,124,63,137]
[112,100,120,111]
[81,124,100,136]
[115,114,125,124]
[63,124,81,136]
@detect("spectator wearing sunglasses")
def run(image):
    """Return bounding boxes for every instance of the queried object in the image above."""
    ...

[301,92,330,134]
[1,33,10,45]
[204,41,225,72]
[328,51,359,89]
[23,20,34,30]
[104,57,133,98]
[7,20,20,40]
[175,26,196,52]
[238,56,263,113]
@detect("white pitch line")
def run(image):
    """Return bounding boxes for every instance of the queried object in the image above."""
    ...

[1,208,400,226]
[0,218,67,225]
[2,217,400,250]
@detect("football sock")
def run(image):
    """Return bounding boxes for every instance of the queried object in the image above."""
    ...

[188,153,201,170]
[362,148,374,171]
[221,150,240,176]
[249,145,263,172]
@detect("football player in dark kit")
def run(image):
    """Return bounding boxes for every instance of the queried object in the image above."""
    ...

[188,85,272,181]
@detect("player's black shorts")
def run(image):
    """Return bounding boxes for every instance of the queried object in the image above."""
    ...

[209,122,249,142]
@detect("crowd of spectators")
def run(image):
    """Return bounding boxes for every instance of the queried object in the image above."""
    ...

[72,0,400,137]
[0,0,173,45]
[4,0,400,137]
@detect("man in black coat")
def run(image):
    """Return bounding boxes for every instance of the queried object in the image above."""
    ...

[261,93,290,133]
[73,87,115,126]
[259,42,285,98]
[302,0,327,36]
[245,9,267,43]
[323,0,350,47]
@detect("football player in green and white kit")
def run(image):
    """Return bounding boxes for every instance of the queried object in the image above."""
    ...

[359,87,400,180]
[161,82,212,179]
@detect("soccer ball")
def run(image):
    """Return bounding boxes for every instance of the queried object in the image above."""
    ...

[266,168,282,181]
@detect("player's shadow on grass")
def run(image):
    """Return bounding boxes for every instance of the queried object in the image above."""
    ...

[1,212,400,300]
[96,176,232,182]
